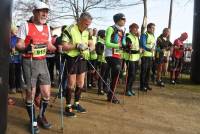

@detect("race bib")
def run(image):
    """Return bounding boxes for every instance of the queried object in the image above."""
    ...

[32,45,47,58]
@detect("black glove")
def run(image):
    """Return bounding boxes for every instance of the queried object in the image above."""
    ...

[25,39,33,54]
[24,45,33,54]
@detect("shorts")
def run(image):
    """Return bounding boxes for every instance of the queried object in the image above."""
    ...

[155,56,168,64]
[22,58,51,90]
[65,55,87,75]
[169,57,183,71]
[87,60,97,71]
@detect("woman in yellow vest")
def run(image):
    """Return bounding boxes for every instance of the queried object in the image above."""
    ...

[125,23,140,96]
[87,28,98,88]
[61,12,92,117]
[96,30,107,95]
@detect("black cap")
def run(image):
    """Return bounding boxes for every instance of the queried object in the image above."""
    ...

[97,30,105,38]
[113,13,125,23]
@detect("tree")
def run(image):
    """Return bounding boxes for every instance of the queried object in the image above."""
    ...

[13,0,142,25]
[50,0,142,22]
[141,0,147,34]
[12,0,35,24]
[168,0,173,40]
[191,0,200,83]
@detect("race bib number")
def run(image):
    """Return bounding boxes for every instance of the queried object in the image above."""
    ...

[33,46,47,57]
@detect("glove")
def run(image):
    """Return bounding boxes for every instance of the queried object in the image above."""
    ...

[24,39,33,54]
[77,44,88,51]
[81,50,90,60]
[24,44,33,54]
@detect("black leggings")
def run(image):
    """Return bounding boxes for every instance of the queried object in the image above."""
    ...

[126,61,138,91]
[46,57,55,82]
[140,57,152,88]
[105,57,122,99]
[98,62,108,91]
[9,63,22,89]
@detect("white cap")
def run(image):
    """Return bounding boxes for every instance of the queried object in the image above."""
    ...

[34,1,49,10]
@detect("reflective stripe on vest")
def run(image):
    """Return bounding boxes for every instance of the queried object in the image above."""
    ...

[24,23,49,60]
[65,24,89,57]
[143,32,155,57]
[127,33,140,61]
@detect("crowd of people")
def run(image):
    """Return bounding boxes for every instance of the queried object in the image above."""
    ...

[8,1,192,134]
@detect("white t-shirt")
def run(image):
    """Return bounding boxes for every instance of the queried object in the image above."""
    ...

[17,22,52,41]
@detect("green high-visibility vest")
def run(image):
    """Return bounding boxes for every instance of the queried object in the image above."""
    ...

[62,24,90,58]
[142,32,155,57]
[122,51,129,60]
[126,33,140,61]
[90,36,97,60]
[97,38,106,63]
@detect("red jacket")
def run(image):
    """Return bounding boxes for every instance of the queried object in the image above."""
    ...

[172,38,184,59]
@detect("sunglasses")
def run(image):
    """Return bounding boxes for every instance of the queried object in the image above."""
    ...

[121,18,126,21]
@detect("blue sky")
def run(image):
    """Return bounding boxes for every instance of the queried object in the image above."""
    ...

[14,0,194,43]
[89,0,193,43]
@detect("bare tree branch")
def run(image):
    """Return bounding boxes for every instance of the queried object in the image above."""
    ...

[13,0,142,26]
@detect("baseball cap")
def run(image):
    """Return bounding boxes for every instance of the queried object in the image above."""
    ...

[33,1,49,10]
[113,13,126,23]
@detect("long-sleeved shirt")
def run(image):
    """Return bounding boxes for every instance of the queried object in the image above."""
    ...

[10,35,21,63]
[140,33,151,52]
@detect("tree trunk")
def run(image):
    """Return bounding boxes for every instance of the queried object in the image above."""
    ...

[41,0,49,3]
[168,0,173,40]
[0,0,12,133]
[191,0,200,84]
[141,0,147,34]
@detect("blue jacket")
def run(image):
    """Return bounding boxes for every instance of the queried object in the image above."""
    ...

[10,35,21,63]
[140,33,151,51]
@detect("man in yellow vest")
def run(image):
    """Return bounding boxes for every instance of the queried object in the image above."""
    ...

[61,12,93,117]
[140,23,156,91]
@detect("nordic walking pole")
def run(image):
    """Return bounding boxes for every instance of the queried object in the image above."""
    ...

[123,50,131,104]
[110,69,120,104]
[28,40,34,134]
[59,53,64,132]
[87,60,127,112]
[138,49,144,104]
[87,59,120,103]
[50,55,82,106]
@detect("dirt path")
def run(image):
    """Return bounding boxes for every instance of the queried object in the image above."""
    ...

[7,82,200,134]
